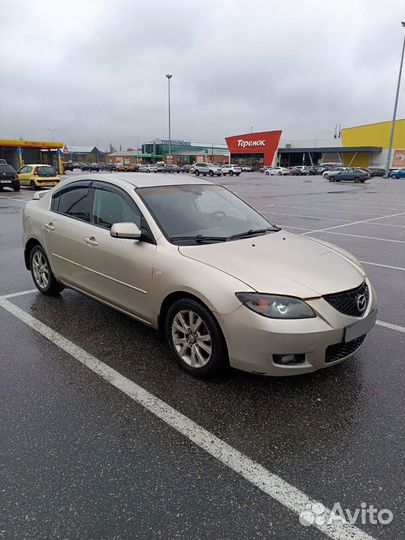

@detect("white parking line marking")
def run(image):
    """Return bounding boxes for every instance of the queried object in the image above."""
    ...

[0,196,27,202]
[307,231,405,244]
[302,212,405,235]
[280,225,310,231]
[265,203,388,217]
[359,261,405,271]
[3,288,37,299]
[0,295,375,540]
[376,320,405,333]
[287,201,405,212]
[263,211,352,222]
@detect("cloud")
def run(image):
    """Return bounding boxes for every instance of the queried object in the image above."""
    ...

[0,0,403,150]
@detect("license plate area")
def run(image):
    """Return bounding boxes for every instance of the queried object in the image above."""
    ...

[344,310,377,342]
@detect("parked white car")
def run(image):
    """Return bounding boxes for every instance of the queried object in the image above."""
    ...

[138,164,157,173]
[221,164,242,176]
[265,167,289,176]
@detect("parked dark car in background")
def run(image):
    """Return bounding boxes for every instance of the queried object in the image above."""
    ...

[327,168,369,183]
[308,165,328,175]
[368,168,385,177]
[165,164,181,173]
[0,163,20,191]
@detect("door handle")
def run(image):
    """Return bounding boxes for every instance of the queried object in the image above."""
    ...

[84,236,99,247]
[44,222,55,231]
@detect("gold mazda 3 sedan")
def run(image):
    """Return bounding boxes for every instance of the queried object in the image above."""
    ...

[23,174,377,378]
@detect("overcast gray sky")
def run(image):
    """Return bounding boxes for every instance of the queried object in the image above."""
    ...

[0,0,404,150]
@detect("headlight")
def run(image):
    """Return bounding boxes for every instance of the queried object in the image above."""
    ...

[235,293,315,319]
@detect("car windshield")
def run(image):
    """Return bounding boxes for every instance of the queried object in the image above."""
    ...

[137,184,280,244]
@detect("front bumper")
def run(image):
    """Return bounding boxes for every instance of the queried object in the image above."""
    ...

[218,281,377,376]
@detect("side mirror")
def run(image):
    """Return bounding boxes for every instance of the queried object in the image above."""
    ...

[110,222,142,240]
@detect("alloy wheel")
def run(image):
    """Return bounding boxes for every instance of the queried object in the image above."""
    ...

[32,250,49,289]
[171,309,212,368]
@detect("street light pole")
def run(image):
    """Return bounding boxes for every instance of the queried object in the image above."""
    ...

[385,22,405,177]
[46,128,56,142]
[166,74,172,164]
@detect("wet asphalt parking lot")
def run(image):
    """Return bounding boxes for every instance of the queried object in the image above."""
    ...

[0,173,404,540]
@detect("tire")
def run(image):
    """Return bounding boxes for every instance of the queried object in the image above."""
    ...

[195,170,200,176]
[209,170,214,177]
[30,180,39,190]
[392,174,398,179]
[353,177,360,183]
[229,171,234,176]
[13,183,20,192]
[236,173,240,176]
[329,177,334,182]
[29,244,63,296]
[165,298,229,378]
[278,172,282,176]
[222,172,227,176]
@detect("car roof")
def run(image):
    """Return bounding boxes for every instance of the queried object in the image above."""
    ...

[22,163,54,167]
[62,172,214,188]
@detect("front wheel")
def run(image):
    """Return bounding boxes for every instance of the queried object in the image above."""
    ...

[13,184,20,192]
[30,245,63,296]
[165,298,229,378]
[30,180,38,190]
[209,170,214,177]
[229,171,234,176]
[194,170,200,176]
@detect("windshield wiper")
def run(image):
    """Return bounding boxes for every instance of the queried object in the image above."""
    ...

[227,227,281,240]
[169,234,228,244]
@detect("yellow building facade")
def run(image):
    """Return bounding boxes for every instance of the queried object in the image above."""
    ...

[341,119,405,167]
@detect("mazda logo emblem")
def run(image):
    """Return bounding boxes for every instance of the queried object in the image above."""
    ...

[356,294,367,313]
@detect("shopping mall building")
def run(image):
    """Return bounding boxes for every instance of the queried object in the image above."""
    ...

[225,119,405,169]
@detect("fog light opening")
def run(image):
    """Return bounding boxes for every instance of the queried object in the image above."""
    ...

[273,353,305,365]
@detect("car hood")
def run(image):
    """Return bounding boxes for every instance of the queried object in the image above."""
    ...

[179,231,365,297]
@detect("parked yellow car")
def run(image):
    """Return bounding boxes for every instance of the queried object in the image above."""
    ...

[18,164,60,189]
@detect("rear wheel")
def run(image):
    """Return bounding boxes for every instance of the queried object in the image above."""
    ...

[229,171,234,176]
[209,170,214,177]
[30,244,63,296]
[165,298,229,378]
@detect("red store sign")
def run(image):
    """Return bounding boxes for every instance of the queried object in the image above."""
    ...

[225,130,282,166]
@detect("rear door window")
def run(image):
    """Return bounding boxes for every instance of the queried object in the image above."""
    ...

[52,183,92,222]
